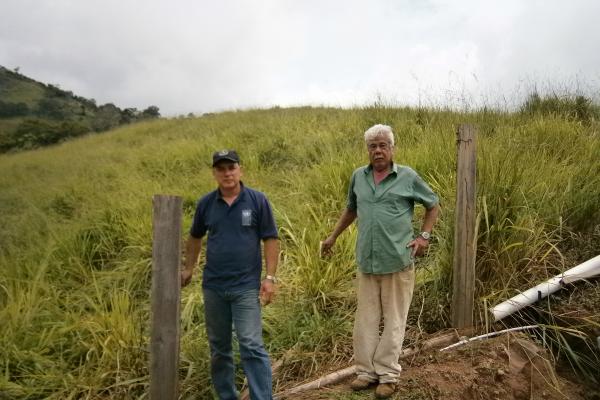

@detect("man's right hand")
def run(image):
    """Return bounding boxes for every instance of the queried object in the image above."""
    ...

[320,237,336,257]
[181,269,193,287]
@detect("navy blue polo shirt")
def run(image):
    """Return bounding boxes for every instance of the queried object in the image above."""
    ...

[190,184,278,291]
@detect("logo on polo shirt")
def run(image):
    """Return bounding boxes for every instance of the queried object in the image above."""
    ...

[241,209,252,226]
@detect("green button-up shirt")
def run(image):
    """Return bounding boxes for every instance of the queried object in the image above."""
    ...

[347,163,439,274]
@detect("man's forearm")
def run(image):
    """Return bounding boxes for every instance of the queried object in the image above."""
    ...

[421,204,440,233]
[185,236,203,271]
[330,208,357,239]
[263,238,279,276]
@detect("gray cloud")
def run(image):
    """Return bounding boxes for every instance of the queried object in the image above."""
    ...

[1,0,599,115]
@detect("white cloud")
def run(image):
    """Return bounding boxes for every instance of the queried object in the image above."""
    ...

[1,0,599,115]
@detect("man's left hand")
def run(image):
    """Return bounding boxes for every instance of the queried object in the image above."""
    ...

[260,279,276,306]
[407,236,429,257]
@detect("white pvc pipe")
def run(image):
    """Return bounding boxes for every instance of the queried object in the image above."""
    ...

[440,325,539,352]
[492,254,600,322]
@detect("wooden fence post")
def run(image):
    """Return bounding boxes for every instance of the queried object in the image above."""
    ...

[452,124,477,329]
[150,195,182,400]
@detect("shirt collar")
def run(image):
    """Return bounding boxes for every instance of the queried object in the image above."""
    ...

[216,181,246,199]
[365,162,398,175]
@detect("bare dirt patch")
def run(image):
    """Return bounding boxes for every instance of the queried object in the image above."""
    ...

[280,333,596,400]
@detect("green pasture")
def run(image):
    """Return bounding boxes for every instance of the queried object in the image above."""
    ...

[1,103,599,398]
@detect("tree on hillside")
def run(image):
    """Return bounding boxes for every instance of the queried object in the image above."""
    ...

[4,118,89,151]
[0,101,29,117]
[142,105,160,118]
[120,107,139,124]
[37,98,67,119]
[92,103,122,131]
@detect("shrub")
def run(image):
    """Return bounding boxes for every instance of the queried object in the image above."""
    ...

[6,118,89,150]
[0,100,29,117]
[520,92,596,122]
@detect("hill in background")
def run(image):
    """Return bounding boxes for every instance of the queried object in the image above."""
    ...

[0,66,160,152]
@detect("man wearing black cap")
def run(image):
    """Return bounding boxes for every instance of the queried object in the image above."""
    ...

[182,149,279,400]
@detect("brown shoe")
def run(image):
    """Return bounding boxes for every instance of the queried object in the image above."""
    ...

[349,376,374,391]
[375,382,397,399]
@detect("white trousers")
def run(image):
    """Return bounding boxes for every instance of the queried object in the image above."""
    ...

[353,267,415,383]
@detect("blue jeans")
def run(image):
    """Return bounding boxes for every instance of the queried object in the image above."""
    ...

[203,288,272,400]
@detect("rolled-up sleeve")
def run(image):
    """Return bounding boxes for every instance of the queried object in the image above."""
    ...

[412,174,439,209]
[346,172,358,211]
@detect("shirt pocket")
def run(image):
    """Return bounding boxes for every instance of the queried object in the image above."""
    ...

[382,192,413,217]
[241,209,256,227]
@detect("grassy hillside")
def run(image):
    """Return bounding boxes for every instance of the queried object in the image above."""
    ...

[1,103,599,398]
[0,66,160,153]
[0,69,46,104]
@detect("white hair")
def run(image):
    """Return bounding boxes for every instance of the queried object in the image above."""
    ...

[364,124,394,146]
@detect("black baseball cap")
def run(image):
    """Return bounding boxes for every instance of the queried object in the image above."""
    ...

[212,149,240,166]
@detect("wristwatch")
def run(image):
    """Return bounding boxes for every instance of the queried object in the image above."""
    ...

[419,231,431,240]
[265,275,278,284]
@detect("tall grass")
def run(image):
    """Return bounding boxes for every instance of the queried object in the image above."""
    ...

[1,101,599,398]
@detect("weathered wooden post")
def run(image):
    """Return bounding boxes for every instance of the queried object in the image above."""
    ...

[150,195,182,400]
[452,124,477,329]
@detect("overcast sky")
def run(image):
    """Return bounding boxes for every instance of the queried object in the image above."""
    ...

[1,0,599,116]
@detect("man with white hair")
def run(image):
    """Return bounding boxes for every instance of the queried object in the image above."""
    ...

[321,124,440,399]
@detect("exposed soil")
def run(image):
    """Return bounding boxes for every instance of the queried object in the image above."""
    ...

[280,332,599,400]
